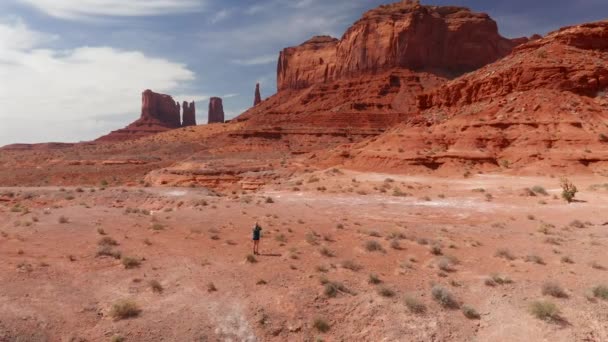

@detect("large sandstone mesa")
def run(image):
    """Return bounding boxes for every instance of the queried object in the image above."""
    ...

[97,90,196,142]
[321,21,608,174]
[208,97,225,124]
[277,1,524,91]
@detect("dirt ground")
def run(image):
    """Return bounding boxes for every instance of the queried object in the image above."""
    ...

[1,171,607,341]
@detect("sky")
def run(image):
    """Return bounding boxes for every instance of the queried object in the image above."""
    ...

[0,0,607,146]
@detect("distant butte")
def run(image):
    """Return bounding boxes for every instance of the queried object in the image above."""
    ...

[96,90,196,142]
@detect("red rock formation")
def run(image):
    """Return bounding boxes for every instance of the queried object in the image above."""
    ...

[182,101,196,127]
[277,2,525,91]
[254,83,262,106]
[208,97,225,124]
[97,90,195,142]
[319,21,608,174]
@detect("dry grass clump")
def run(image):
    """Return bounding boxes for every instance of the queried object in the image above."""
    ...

[529,300,561,322]
[313,317,330,333]
[592,285,608,300]
[98,236,118,246]
[207,282,217,292]
[368,274,382,285]
[97,228,106,235]
[560,256,574,264]
[532,186,549,196]
[404,295,426,314]
[341,260,362,272]
[121,256,141,269]
[542,281,568,298]
[525,254,545,265]
[495,248,516,260]
[148,280,163,293]
[58,216,69,224]
[377,286,396,297]
[431,285,459,309]
[319,247,335,257]
[323,281,350,298]
[437,256,457,272]
[96,246,121,259]
[110,299,140,320]
[365,240,384,252]
[462,305,480,319]
[305,232,319,245]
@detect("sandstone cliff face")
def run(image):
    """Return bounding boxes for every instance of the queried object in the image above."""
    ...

[321,21,608,174]
[418,21,608,109]
[141,89,181,128]
[277,1,523,91]
[208,97,225,124]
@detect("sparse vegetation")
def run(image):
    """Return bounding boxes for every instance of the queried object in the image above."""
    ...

[495,248,516,260]
[377,286,396,297]
[207,282,217,292]
[96,246,121,259]
[319,247,335,257]
[532,186,549,196]
[368,274,382,284]
[121,256,141,269]
[149,280,163,293]
[313,317,330,333]
[58,216,69,224]
[98,236,118,246]
[529,300,560,322]
[560,177,578,203]
[525,255,545,265]
[110,299,140,320]
[341,260,362,272]
[246,254,258,263]
[592,285,608,300]
[462,305,481,319]
[542,281,568,298]
[404,295,426,314]
[365,240,384,252]
[431,285,459,309]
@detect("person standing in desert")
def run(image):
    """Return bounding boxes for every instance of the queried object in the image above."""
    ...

[252,222,262,255]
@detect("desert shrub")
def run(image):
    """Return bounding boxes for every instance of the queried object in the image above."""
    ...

[110,335,125,342]
[151,223,165,231]
[58,216,69,224]
[121,256,141,269]
[97,228,106,235]
[316,265,329,273]
[431,285,459,308]
[560,256,574,264]
[491,274,513,285]
[368,230,382,237]
[525,255,545,265]
[324,281,349,298]
[110,299,140,320]
[246,254,257,263]
[529,300,560,322]
[265,197,274,204]
[542,281,568,298]
[404,295,426,314]
[378,286,396,297]
[437,257,456,272]
[275,234,287,243]
[431,244,442,255]
[591,261,606,270]
[599,133,608,142]
[98,237,118,246]
[462,305,481,319]
[341,260,362,272]
[592,285,608,300]
[148,280,163,293]
[305,232,319,245]
[368,274,382,284]
[96,246,121,259]
[365,240,384,252]
[560,178,577,203]
[207,282,217,292]
[390,239,401,250]
[313,317,330,333]
[495,248,516,260]
[569,220,585,228]
[319,247,335,257]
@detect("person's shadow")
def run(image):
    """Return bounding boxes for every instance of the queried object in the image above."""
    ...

[258,253,282,257]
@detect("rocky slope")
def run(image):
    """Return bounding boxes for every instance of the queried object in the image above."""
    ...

[320,21,608,175]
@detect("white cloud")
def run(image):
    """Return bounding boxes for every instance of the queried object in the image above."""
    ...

[231,55,277,66]
[16,0,205,20]
[0,18,202,146]
[209,9,230,24]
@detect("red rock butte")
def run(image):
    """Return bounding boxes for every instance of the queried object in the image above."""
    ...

[96,90,197,142]
[208,97,225,124]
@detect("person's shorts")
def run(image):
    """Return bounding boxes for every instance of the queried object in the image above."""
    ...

[253,237,260,241]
